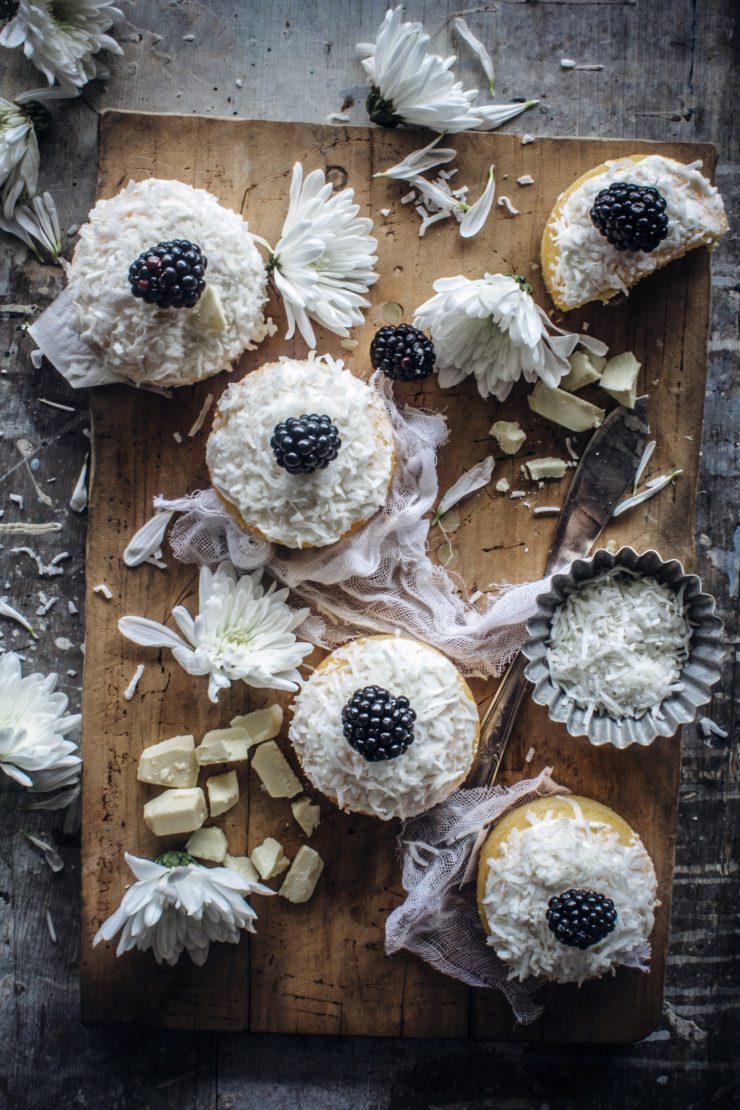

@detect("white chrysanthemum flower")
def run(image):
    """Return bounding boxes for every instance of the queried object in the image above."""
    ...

[118,560,313,703]
[0,651,81,792]
[0,189,61,258]
[414,272,608,401]
[266,161,378,348]
[93,850,273,967]
[1,0,123,91]
[0,86,75,217]
[356,6,538,134]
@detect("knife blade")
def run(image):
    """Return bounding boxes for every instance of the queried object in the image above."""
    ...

[467,396,650,788]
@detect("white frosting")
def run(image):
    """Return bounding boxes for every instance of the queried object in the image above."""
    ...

[550,156,727,308]
[69,178,274,387]
[207,354,395,549]
[482,798,658,984]
[289,635,479,820]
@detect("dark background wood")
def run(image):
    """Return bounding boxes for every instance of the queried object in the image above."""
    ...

[0,0,736,1106]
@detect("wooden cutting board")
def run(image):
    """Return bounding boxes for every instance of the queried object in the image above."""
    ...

[81,110,716,1039]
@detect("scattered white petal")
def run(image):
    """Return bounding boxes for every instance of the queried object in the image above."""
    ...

[497,194,519,216]
[453,17,495,95]
[470,100,539,131]
[612,470,683,517]
[123,510,174,567]
[93,583,112,600]
[434,457,495,523]
[45,906,57,943]
[22,832,64,872]
[119,561,313,703]
[699,717,728,739]
[459,165,495,238]
[516,174,535,186]
[633,439,657,492]
[374,136,456,182]
[69,455,88,512]
[188,394,214,437]
[0,598,36,637]
[123,663,145,701]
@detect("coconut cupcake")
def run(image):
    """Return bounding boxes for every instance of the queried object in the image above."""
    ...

[67,178,273,387]
[476,794,658,985]
[542,154,728,312]
[207,354,395,550]
[289,634,480,821]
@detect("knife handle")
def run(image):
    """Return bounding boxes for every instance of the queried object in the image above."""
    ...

[466,653,529,788]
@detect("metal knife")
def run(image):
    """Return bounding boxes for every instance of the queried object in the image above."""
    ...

[467,396,650,788]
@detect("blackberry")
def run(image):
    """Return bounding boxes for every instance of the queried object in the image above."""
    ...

[270,414,341,475]
[370,323,436,382]
[546,888,618,950]
[590,182,669,253]
[342,685,416,762]
[128,239,207,308]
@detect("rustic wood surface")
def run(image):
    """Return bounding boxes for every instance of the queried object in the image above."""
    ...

[83,111,713,1042]
[0,0,737,1106]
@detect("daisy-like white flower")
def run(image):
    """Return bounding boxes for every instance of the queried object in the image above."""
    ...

[0,189,62,259]
[265,162,378,348]
[0,86,67,217]
[414,272,608,401]
[356,7,538,134]
[93,850,273,967]
[0,651,81,792]
[1,1,123,92]
[373,135,456,181]
[118,560,313,703]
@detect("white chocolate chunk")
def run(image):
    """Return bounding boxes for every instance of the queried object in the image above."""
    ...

[600,351,641,409]
[224,853,260,885]
[251,741,302,799]
[192,284,227,332]
[251,837,290,880]
[207,769,239,817]
[143,787,207,837]
[524,457,567,481]
[291,795,321,837]
[560,351,605,392]
[489,420,526,455]
[528,382,605,432]
[137,734,198,788]
[230,704,283,744]
[186,825,228,862]
[495,478,510,494]
[279,846,324,904]
[195,727,252,765]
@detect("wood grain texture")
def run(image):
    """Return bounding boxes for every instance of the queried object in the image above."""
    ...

[0,0,736,1105]
[82,111,714,1039]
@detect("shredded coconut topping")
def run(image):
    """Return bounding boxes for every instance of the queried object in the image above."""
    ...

[482,797,658,983]
[289,636,479,820]
[68,179,273,387]
[546,569,692,724]
[207,354,395,549]
[550,155,727,308]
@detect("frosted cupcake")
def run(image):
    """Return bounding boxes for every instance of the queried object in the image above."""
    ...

[289,634,480,820]
[207,354,395,550]
[67,178,273,387]
[542,154,728,311]
[477,795,658,984]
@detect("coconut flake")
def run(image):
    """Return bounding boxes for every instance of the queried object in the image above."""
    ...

[699,717,728,739]
[516,174,535,186]
[93,583,113,600]
[188,394,214,437]
[123,663,145,701]
[497,195,519,216]
[69,457,88,512]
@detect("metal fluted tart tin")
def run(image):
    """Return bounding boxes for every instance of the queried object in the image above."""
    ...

[522,547,725,748]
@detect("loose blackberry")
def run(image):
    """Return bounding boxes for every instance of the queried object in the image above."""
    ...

[370,323,436,382]
[128,239,207,308]
[342,685,416,762]
[546,888,618,950]
[270,414,341,475]
[590,182,669,253]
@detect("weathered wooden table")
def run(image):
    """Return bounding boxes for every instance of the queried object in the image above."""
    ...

[0,2,736,1106]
